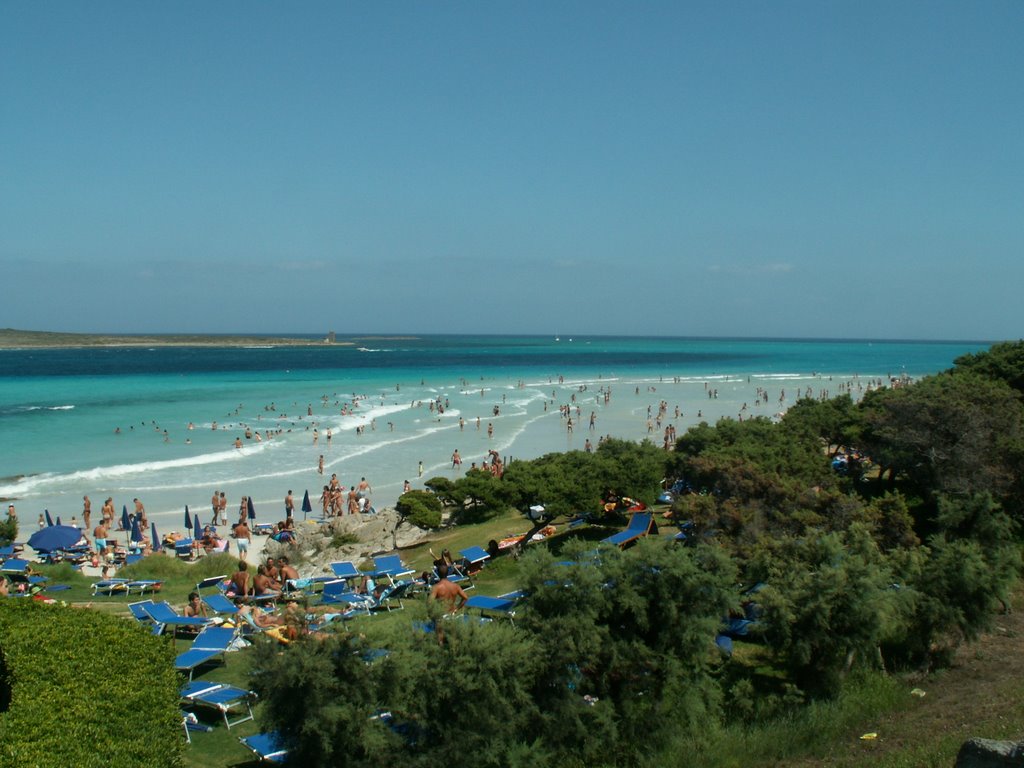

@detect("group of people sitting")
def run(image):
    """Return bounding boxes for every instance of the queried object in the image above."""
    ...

[225,555,301,600]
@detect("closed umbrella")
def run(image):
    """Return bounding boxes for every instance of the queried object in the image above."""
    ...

[193,513,202,539]
[130,517,144,545]
[247,496,256,521]
[56,516,62,526]
[121,505,129,531]
[184,505,191,529]
[151,522,159,550]
[44,509,54,527]
[302,490,312,520]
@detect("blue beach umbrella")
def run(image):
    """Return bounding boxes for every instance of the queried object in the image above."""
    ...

[29,525,83,553]
[56,516,62,526]
[44,509,54,527]
[193,513,202,539]
[130,517,144,545]
[151,522,159,549]
[301,490,312,520]
[247,496,256,521]
[121,505,129,531]
[184,505,191,529]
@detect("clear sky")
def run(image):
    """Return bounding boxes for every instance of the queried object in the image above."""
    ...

[2,2,1021,340]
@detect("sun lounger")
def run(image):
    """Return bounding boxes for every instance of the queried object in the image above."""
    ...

[181,711,213,743]
[371,555,414,581]
[129,599,166,635]
[180,680,255,729]
[459,545,491,571]
[327,580,415,615]
[175,625,238,680]
[126,579,162,595]
[143,600,212,631]
[329,560,362,580]
[203,592,240,616]
[174,539,195,559]
[319,578,356,605]
[239,732,288,763]
[195,575,228,593]
[92,578,130,596]
[601,512,655,548]
[465,594,520,620]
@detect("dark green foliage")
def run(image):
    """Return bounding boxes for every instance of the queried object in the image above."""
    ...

[0,516,16,546]
[517,540,737,764]
[250,634,388,766]
[500,440,664,519]
[395,489,443,529]
[0,600,182,767]
[781,394,862,456]
[953,339,1024,394]
[448,469,506,523]
[859,372,1023,506]
[755,525,901,695]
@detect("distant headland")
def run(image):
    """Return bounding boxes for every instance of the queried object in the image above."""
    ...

[0,328,363,349]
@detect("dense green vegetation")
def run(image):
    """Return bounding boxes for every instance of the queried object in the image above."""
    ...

[0,599,182,767]
[254,340,1024,765]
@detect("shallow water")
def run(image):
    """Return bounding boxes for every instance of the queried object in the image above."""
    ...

[0,335,988,535]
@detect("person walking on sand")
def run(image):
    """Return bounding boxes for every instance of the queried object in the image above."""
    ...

[218,492,228,525]
[232,517,251,561]
[82,495,91,530]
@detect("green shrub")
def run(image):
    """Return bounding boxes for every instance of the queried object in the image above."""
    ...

[0,600,182,767]
[0,516,16,547]
[395,490,443,529]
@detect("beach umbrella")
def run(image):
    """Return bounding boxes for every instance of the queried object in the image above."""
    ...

[247,496,256,520]
[121,505,129,531]
[56,516,62,526]
[44,509,54,527]
[151,522,159,549]
[301,490,312,520]
[192,513,202,539]
[130,517,144,545]
[28,525,83,553]
[184,505,191,529]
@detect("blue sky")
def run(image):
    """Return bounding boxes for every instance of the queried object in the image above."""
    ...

[2,2,1021,340]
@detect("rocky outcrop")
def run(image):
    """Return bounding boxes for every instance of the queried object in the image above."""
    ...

[263,508,433,575]
[955,738,1024,768]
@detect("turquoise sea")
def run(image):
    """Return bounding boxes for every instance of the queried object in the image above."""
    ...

[0,335,990,535]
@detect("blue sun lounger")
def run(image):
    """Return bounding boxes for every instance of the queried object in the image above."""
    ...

[329,561,362,580]
[465,592,522,620]
[92,578,130,596]
[320,579,356,605]
[175,625,238,680]
[143,600,212,631]
[239,732,288,763]
[180,680,255,729]
[203,592,240,616]
[459,545,491,570]
[602,512,655,548]
[195,575,228,593]
[371,555,414,581]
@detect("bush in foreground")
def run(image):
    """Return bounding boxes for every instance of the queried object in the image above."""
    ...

[0,599,182,767]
